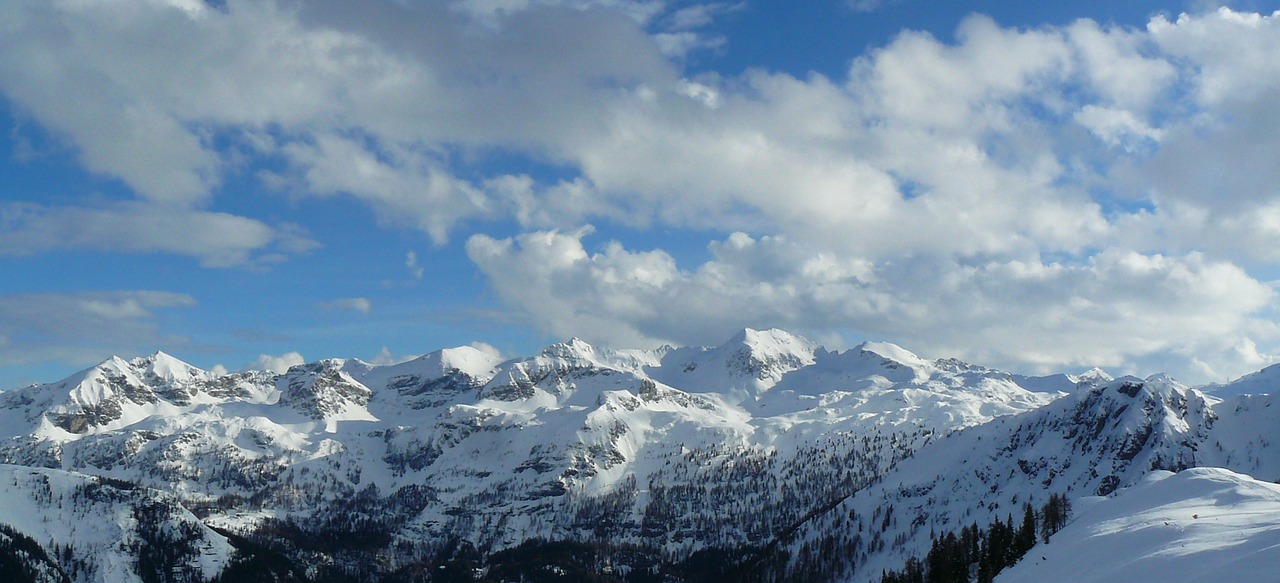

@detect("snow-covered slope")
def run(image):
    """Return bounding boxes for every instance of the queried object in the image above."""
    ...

[783,373,1280,582]
[648,328,823,403]
[0,464,233,583]
[1203,362,1280,397]
[0,330,1276,581]
[998,467,1280,583]
[1199,390,1280,481]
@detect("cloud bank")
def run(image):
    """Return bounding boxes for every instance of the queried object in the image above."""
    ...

[3,2,1279,382]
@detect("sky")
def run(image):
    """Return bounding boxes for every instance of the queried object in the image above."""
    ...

[3,0,1280,388]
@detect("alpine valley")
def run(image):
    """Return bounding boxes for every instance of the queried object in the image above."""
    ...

[0,328,1277,582]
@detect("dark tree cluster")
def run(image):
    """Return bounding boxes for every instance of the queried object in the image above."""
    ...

[0,523,71,583]
[131,499,209,583]
[881,493,1071,583]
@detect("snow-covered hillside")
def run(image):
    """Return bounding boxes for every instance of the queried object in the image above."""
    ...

[0,329,1275,581]
[998,467,1280,583]
[1203,362,1280,398]
[783,374,1280,582]
[0,464,233,583]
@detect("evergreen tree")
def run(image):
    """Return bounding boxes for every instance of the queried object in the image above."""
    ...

[1017,502,1037,556]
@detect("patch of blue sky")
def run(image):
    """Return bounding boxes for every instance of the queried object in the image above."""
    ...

[697,0,1195,82]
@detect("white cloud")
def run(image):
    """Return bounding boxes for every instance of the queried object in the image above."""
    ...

[468,341,504,360]
[469,229,1277,383]
[0,202,317,267]
[1074,105,1164,152]
[244,352,306,374]
[1148,8,1280,108]
[5,3,1280,381]
[665,3,737,30]
[405,251,425,279]
[276,134,495,244]
[1110,200,1280,264]
[849,15,1073,132]
[653,31,725,58]
[368,346,411,366]
[0,0,675,244]
[1065,19,1177,112]
[0,291,196,369]
[4,2,1277,262]
[319,298,372,315]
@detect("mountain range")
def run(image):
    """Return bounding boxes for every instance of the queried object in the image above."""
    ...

[0,328,1275,582]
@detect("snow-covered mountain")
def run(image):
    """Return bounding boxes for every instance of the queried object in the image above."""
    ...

[781,373,1280,581]
[0,329,1276,581]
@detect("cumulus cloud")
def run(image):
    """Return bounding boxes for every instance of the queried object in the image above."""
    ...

[244,352,306,374]
[0,0,676,244]
[1073,105,1164,152]
[0,291,196,370]
[469,229,1277,383]
[275,134,495,244]
[468,7,1280,382]
[3,3,1276,258]
[8,2,1274,259]
[4,2,1280,381]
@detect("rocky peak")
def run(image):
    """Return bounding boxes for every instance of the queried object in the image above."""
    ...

[538,337,601,364]
[716,327,819,383]
[279,360,372,420]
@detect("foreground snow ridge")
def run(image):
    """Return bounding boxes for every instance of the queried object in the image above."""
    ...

[999,467,1280,583]
[0,328,1275,582]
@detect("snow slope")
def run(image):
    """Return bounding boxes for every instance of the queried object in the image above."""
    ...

[998,467,1280,583]
[785,374,1280,582]
[1203,363,1280,397]
[0,464,233,583]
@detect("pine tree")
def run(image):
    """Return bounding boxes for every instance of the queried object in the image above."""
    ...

[1017,502,1037,556]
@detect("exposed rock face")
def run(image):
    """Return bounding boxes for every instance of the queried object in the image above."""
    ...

[280,360,372,419]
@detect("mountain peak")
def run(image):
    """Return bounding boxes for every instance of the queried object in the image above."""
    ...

[708,328,820,388]
[100,355,134,372]
[539,337,599,361]
[1075,367,1114,385]
[856,341,929,368]
[132,351,204,380]
[397,345,504,381]
[719,328,819,363]
[728,327,812,348]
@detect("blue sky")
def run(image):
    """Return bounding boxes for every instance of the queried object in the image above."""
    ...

[3,0,1280,388]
